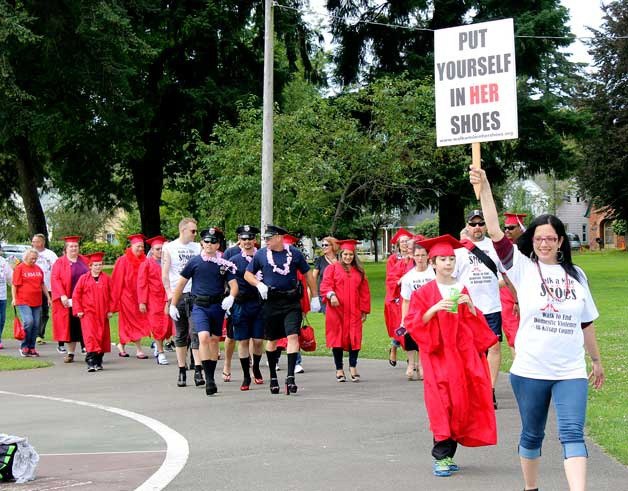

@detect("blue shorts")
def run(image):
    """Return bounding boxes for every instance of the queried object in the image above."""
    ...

[232,301,264,341]
[484,311,502,342]
[191,303,224,337]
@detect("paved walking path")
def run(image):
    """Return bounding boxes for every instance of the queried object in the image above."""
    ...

[1,340,626,490]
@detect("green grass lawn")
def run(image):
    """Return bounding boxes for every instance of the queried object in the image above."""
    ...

[2,251,627,463]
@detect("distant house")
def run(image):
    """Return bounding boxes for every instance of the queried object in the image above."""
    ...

[94,208,127,245]
[586,206,625,250]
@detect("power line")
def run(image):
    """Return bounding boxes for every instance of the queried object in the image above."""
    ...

[275,2,628,41]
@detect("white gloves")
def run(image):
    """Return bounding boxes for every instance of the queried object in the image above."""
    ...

[221,296,234,313]
[256,282,269,300]
[67,298,73,308]
[310,296,321,313]
[169,304,180,321]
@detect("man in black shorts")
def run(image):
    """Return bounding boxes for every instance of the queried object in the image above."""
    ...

[170,227,238,396]
[244,225,320,395]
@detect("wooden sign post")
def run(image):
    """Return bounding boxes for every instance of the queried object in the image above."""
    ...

[434,18,518,199]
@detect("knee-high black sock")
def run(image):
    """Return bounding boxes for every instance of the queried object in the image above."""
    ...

[266,350,278,379]
[332,348,344,370]
[349,349,360,368]
[239,357,251,380]
[252,353,263,378]
[201,359,217,382]
[287,352,298,377]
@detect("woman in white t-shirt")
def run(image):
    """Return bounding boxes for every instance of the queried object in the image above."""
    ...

[400,243,435,380]
[470,167,604,491]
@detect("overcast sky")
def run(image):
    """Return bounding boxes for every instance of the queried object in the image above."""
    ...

[305,0,606,66]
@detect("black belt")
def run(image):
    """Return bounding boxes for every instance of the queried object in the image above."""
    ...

[267,288,300,300]
[193,294,223,307]
[235,292,260,303]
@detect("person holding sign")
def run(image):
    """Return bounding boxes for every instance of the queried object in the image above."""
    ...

[404,235,497,478]
[470,167,604,491]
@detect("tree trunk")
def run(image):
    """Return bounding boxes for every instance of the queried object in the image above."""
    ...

[371,225,379,263]
[15,137,48,240]
[131,153,163,237]
[438,193,465,236]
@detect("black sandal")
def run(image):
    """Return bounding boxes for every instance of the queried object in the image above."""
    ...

[336,372,346,382]
[270,378,280,394]
[388,347,397,367]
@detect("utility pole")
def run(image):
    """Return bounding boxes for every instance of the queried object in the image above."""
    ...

[261,0,274,233]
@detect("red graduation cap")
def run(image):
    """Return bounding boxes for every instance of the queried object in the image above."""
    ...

[417,234,464,259]
[338,239,359,252]
[283,234,299,246]
[127,233,147,245]
[504,212,527,228]
[413,234,426,242]
[62,235,81,244]
[390,228,412,244]
[86,252,105,264]
[146,235,166,247]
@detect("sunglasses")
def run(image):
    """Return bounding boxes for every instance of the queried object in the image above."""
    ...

[202,237,219,244]
[240,237,255,241]
[468,221,486,227]
[321,243,330,247]
[504,225,518,231]
[189,229,197,234]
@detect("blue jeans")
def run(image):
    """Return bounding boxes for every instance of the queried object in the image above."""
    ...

[16,305,42,350]
[0,299,6,342]
[510,373,588,459]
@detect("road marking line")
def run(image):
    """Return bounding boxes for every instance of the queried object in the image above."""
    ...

[0,391,189,491]
[40,450,166,456]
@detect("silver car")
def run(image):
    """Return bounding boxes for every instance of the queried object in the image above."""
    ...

[567,233,582,250]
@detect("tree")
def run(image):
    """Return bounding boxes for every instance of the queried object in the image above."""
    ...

[326,0,586,234]
[577,1,628,223]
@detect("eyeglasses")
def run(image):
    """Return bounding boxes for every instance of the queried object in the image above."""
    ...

[468,221,486,227]
[321,243,330,247]
[533,236,558,244]
[189,229,197,234]
[202,237,219,244]
[504,225,518,231]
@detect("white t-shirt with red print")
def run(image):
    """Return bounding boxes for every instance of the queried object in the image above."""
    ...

[400,267,435,300]
[506,247,598,380]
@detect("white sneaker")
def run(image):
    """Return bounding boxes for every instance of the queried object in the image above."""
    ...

[152,342,158,357]
[157,352,169,365]
[295,364,304,374]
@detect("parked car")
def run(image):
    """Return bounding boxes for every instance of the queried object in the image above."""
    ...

[0,244,30,265]
[567,233,582,250]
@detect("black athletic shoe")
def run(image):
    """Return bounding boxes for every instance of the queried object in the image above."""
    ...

[205,380,218,396]
[177,372,187,387]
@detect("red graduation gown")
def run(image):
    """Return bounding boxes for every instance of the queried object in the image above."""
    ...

[137,257,172,341]
[320,263,371,350]
[51,255,90,342]
[72,273,112,353]
[111,249,148,343]
[405,280,498,447]
[500,283,518,348]
[384,255,413,344]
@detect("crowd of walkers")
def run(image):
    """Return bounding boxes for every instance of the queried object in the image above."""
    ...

[2,185,605,489]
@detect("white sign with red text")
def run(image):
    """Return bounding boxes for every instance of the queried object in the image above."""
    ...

[434,18,518,147]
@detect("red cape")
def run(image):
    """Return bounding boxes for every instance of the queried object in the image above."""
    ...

[405,280,498,447]
[137,257,172,341]
[320,262,371,350]
[111,249,148,343]
[51,254,90,342]
[72,273,112,353]
[500,284,518,348]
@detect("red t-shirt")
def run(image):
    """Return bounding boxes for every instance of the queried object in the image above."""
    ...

[12,262,44,307]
